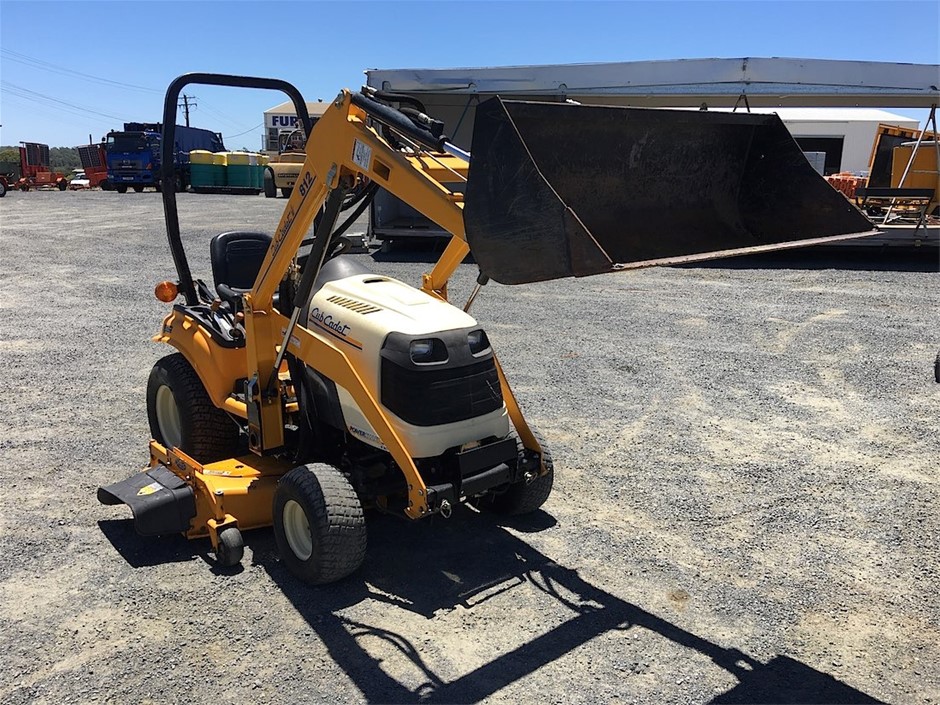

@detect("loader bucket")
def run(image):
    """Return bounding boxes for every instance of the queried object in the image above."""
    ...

[463,98,876,284]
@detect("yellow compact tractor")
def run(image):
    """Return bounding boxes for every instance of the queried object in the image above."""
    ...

[98,73,874,585]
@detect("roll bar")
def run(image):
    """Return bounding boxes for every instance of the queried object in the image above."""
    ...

[160,73,313,305]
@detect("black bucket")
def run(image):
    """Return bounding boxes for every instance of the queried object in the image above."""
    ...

[464,98,875,284]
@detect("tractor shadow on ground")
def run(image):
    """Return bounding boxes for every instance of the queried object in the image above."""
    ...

[97,519,243,575]
[253,507,884,705]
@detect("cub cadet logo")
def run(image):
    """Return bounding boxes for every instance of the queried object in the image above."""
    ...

[310,307,350,336]
[309,307,363,350]
[274,205,297,249]
[273,171,315,249]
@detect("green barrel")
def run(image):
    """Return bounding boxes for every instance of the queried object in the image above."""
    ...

[258,154,269,189]
[226,151,252,188]
[189,150,215,188]
[251,153,263,189]
[212,152,227,186]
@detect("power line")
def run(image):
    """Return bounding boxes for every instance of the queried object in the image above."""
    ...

[1,94,115,130]
[193,99,250,130]
[0,48,161,93]
[223,123,264,139]
[2,81,124,121]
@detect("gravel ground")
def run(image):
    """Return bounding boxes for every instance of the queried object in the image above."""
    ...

[1,189,939,704]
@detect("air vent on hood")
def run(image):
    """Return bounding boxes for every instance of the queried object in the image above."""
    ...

[327,295,381,315]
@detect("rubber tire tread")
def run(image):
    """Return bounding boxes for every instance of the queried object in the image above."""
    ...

[273,463,366,585]
[484,429,554,515]
[146,352,240,463]
[263,168,276,198]
[216,527,244,567]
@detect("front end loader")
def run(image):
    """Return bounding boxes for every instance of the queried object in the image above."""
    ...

[98,73,874,585]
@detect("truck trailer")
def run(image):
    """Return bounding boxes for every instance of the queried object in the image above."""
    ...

[76,142,111,190]
[106,122,224,193]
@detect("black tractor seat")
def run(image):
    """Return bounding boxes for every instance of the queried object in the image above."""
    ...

[210,231,272,309]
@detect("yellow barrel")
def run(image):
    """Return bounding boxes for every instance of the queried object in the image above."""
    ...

[189,150,215,188]
[251,152,265,189]
[226,151,252,187]
[212,152,227,186]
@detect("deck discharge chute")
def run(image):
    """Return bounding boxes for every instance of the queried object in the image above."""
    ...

[464,98,875,284]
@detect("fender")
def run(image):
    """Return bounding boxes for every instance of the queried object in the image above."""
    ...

[153,308,249,418]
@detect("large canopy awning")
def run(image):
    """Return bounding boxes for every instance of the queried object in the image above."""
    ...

[366,57,940,108]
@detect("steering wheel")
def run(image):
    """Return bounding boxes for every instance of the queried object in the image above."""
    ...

[284,128,306,152]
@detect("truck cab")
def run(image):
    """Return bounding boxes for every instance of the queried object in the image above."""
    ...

[106,129,162,192]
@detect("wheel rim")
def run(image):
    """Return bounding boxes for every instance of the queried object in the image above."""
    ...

[155,385,182,448]
[283,499,313,560]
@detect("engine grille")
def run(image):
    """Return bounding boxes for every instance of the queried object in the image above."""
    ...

[381,357,502,427]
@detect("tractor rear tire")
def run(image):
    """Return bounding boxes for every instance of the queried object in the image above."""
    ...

[146,353,240,463]
[273,463,366,585]
[263,168,276,198]
[476,429,554,515]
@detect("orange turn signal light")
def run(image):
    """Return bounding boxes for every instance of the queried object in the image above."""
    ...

[154,281,179,302]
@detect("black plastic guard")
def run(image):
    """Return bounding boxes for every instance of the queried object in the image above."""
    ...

[464,98,876,284]
[97,465,196,536]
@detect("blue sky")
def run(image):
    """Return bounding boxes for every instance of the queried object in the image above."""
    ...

[1,0,938,148]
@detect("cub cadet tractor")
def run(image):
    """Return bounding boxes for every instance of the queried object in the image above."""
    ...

[98,73,874,585]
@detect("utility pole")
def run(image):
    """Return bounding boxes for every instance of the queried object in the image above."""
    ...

[178,94,197,127]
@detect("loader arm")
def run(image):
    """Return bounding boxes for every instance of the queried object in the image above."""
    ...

[241,88,542,514]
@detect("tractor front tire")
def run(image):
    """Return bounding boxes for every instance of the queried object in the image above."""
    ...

[57,179,67,191]
[273,463,366,585]
[116,185,127,194]
[146,353,240,463]
[477,430,554,515]
[132,185,144,193]
[280,187,292,198]
[215,526,244,567]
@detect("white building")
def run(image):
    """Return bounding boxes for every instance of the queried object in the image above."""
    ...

[694,107,919,175]
[262,100,329,153]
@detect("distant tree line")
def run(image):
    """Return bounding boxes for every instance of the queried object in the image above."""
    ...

[0,145,82,173]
